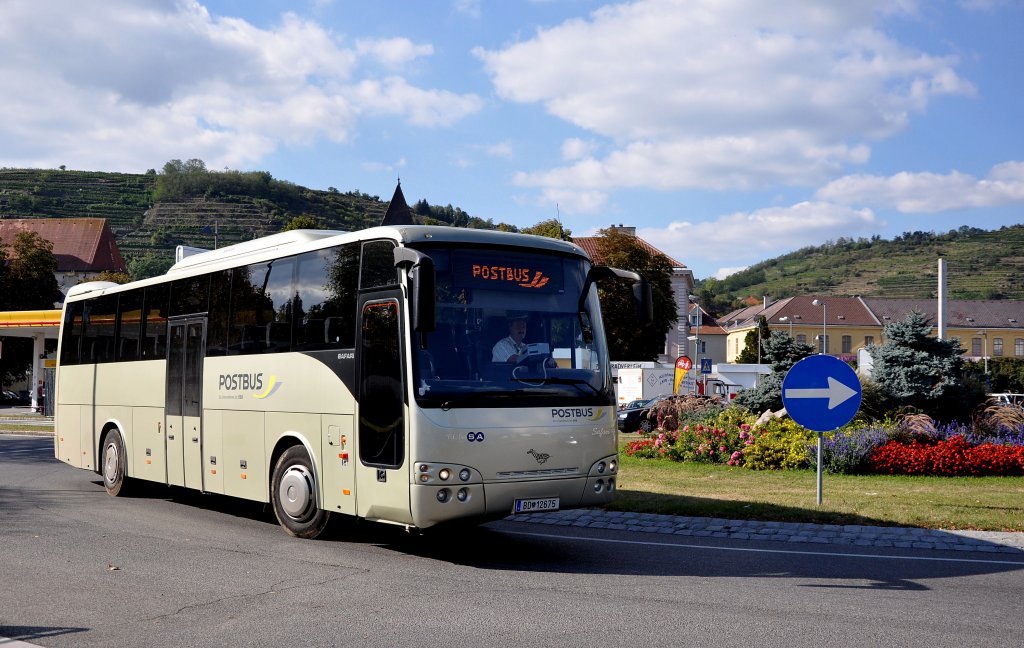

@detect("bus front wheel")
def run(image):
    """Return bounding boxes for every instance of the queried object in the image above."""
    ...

[101,430,130,497]
[271,445,330,539]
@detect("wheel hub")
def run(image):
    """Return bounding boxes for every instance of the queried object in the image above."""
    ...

[103,443,119,484]
[278,465,314,520]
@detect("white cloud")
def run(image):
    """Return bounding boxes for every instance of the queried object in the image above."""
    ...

[712,266,750,280]
[561,138,598,161]
[477,0,975,204]
[0,0,480,171]
[484,141,514,158]
[356,37,434,68]
[637,201,879,278]
[815,161,1024,212]
[537,188,610,215]
[453,0,482,19]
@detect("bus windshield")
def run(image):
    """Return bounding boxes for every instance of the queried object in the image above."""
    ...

[408,245,611,408]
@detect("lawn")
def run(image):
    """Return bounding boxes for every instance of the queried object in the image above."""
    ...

[612,449,1024,531]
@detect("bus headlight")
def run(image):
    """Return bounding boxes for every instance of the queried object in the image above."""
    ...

[459,468,471,482]
[597,461,606,474]
[593,479,604,493]
[609,460,617,473]
[436,488,451,503]
[457,488,469,502]
[438,468,452,481]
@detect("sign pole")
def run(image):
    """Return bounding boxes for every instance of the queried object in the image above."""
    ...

[816,434,823,506]
[781,355,862,509]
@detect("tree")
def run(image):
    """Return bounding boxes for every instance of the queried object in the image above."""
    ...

[127,253,174,280]
[594,228,675,360]
[92,271,132,284]
[521,218,572,241]
[736,316,771,363]
[0,232,61,310]
[0,232,61,386]
[282,215,322,231]
[733,331,814,413]
[867,310,981,421]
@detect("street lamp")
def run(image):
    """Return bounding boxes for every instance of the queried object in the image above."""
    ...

[779,316,792,338]
[688,295,703,392]
[977,330,989,374]
[812,298,827,355]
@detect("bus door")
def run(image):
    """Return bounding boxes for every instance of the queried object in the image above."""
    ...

[354,298,411,524]
[165,316,206,490]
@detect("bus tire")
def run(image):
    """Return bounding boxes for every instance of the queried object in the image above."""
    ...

[271,445,330,539]
[101,430,130,497]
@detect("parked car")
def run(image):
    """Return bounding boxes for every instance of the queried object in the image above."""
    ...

[619,398,649,411]
[1,390,25,404]
[617,394,674,433]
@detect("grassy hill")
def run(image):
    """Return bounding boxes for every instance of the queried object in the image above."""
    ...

[1,167,1021,301]
[704,225,1024,303]
[0,167,385,264]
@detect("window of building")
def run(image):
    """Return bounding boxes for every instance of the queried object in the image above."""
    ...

[864,335,874,347]
[972,337,982,356]
[818,335,829,354]
[797,334,806,345]
[993,338,1003,357]
[1016,338,1024,357]
[841,335,852,354]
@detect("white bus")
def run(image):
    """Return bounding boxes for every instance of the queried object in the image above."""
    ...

[54,226,650,538]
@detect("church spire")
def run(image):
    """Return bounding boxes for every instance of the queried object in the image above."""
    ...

[380,179,414,226]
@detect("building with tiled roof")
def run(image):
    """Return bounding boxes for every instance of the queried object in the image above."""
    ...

[0,218,126,299]
[687,303,727,368]
[573,225,694,362]
[723,295,1024,365]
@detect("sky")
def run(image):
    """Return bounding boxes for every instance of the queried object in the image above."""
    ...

[1,0,1022,280]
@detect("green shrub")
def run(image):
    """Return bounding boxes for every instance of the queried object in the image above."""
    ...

[742,418,814,470]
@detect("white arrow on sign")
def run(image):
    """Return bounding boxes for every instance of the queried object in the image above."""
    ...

[784,376,858,410]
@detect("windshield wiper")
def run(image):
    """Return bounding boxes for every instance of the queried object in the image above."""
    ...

[510,375,600,395]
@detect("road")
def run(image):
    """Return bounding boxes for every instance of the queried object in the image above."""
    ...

[2,434,1023,648]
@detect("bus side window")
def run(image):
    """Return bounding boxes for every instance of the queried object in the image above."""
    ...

[293,244,359,351]
[117,287,143,362]
[85,294,118,364]
[206,270,232,357]
[60,302,85,366]
[142,284,169,359]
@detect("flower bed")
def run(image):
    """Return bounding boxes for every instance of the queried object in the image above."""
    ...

[624,405,1024,477]
[868,436,1024,476]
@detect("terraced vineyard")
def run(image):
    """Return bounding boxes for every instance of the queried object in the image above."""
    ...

[0,168,385,261]
[707,225,1024,301]
[2,167,1020,301]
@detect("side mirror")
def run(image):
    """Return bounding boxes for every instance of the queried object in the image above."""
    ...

[632,276,653,324]
[393,248,436,332]
[583,265,653,325]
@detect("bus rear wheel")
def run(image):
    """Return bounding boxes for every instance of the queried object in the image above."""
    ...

[101,430,130,497]
[271,445,330,539]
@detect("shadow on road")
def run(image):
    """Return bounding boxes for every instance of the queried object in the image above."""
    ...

[0,625,89,642]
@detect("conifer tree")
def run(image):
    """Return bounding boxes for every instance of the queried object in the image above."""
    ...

[867,310,976,420]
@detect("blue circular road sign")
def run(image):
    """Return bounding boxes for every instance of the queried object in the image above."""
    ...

[782,355,862,432]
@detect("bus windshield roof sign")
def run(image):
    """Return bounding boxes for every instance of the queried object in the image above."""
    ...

[451,252,563,294]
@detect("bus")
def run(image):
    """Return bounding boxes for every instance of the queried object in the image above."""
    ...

[54,226,650,538]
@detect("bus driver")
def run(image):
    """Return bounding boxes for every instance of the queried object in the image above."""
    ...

[492,314,556,367]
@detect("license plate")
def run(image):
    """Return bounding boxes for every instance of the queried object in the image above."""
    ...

[513,497,560,514]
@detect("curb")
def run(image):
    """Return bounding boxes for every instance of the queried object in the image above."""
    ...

[506,508,1024,554]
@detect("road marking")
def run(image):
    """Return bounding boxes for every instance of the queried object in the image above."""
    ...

[0,636,45,647]
[504,530,1024,566]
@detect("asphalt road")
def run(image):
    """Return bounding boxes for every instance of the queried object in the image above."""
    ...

[2,434,1023,648]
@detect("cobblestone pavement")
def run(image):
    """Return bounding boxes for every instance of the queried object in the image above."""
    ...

[506,508,1024,555]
